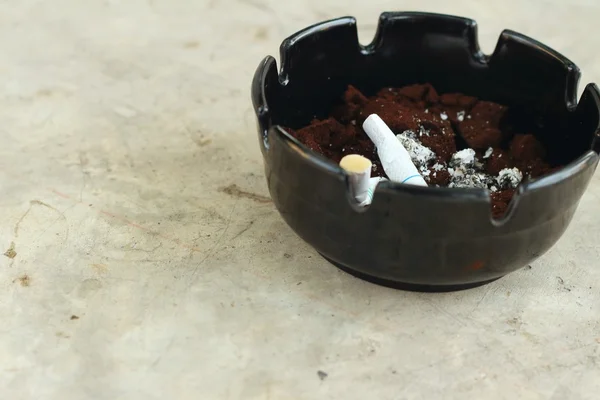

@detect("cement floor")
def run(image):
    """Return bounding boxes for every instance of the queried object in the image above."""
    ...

[1,1,599,399]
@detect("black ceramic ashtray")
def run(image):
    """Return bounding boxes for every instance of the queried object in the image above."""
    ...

[251,12,600,292]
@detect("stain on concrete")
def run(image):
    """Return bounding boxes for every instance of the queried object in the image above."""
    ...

[254,26,268,41]
[183,40,200,49]
[36,88,55,97]
[91,263,108,274]
[220,184,271,203]
[557,276,572,292]
[78,278,102,296]
[4,242,16,259]
[193,137,212,147]
[16,275,30,287]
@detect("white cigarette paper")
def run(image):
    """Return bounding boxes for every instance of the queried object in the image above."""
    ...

[339,154,372,204]
[362,114,428,186]
[359,176,387,206]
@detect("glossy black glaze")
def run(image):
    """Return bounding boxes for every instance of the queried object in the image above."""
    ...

[251,12,600,291]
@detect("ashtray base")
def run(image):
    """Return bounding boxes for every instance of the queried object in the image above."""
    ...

[321,254,502,292]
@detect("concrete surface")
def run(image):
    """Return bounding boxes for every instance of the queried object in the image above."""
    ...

[0,0,599,399]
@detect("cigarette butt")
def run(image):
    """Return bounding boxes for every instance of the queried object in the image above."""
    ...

[362,114,428,187]
[359,177,387,206]
[340,154,372,203]
[340,154,372,174]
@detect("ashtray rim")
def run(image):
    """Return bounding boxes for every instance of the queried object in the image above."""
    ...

[251,11,600,221]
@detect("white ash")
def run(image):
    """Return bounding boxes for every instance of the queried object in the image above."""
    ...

[457,111,465,122]
[448,148,494,189]
[450,148,476,168]
[446,147,523,191]
[384,123,524,191]
[432,163,445,171]
[448,171,495,189]
[396,131,436,170]
[418,126,430,137]
[440,112,448,121]
[497,168,523,189]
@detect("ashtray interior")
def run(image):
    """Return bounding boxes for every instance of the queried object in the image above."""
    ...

[262,13,600,171]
